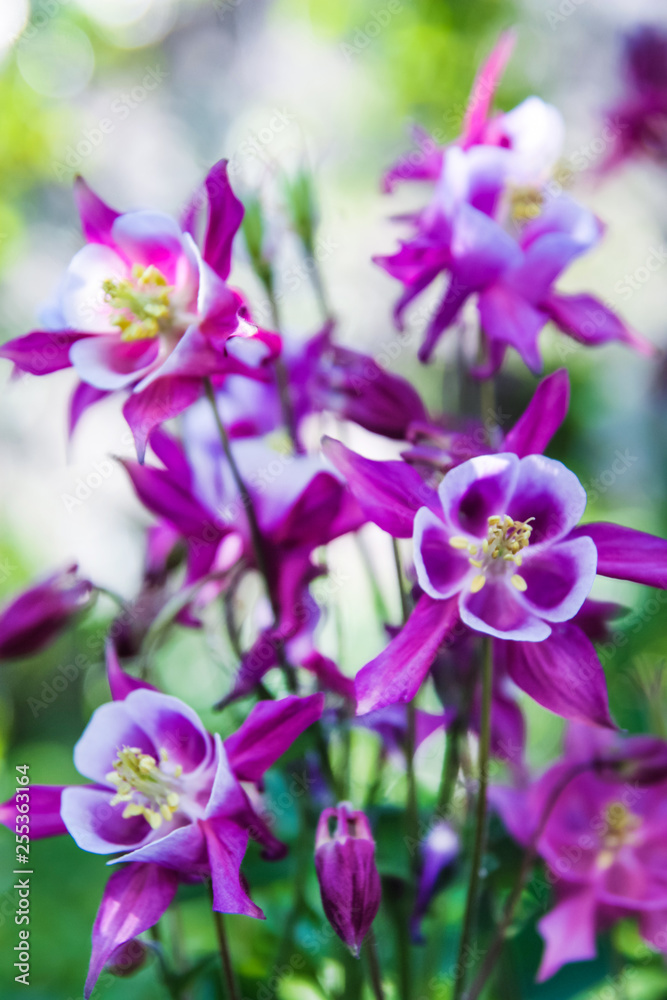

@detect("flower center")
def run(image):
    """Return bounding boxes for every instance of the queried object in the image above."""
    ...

[106,745,182,830]
[449,514,534,594]
[508,184,544,222]
[103,264,174,342]
[597,801,641,869]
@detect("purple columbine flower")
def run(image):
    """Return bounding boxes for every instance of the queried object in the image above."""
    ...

[492,727,667,980]
[323,370,667,725]
[1,685,323,995]
[314,803,382,956]
[375,36,653,370]
[0,565,92,660]
[412,452,597,642]
[59,687,323,869]
[0,162,279,459]
[601,25,667,171]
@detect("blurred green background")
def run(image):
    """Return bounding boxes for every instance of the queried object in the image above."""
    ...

[1,0,667,998]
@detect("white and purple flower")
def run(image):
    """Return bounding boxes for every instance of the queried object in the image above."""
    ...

[413,452,597,642]
[0,162,279,459]
[0,682,324,995]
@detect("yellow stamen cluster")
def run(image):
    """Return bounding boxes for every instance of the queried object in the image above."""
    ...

[450,514,534,594]
[509,184,544,222]
[106,745,182,830]
[103,264,173,342]
[597,802,641,870]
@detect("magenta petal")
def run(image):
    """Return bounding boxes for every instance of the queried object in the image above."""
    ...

[183,160,244,281]
[61,785,152,853]
[85,864,178,998]
[497,622,615,727]
[203,736,248,821]
[120,457,223,542]
[505,454,587,545]
[149,428,193,485]
[519,536,597,623]
[477,284,545,374]
[0,786,68,839]
[355,594,459,715]
[419,277,471,362]
[570,522,667,588]
[69,381,110,438]
[322,437,436,538]
[382,125,444,192]
[123,689,212,773]
[106,638,156,701]
[300,650,356,701]
[451,203,522,288]
[413,507,472,598]
[461,30,516,147]
[224,693,324,782]
[110,211,186,280]
[542,291,655,355]
[0,330,92,375]
[488,784,535,847]
[203,818,264,917]
[0,568,92,660]
[73,176,120,247]
[123,376,203,462]
[503,369,570,458]
[439,453,519,537]
[536,888,598,982]
[460,577,550,641]
[111,820,206,874]
[69,335,159,391]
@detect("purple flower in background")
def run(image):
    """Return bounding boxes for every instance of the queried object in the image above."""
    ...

[314,803,381,955]
[121,412,364,702]
[0,161,279,459]
[208,321,428,447]
[0,565,92,660]
[601,25,667,170]
[376,36,653,370]
[290,323,428,441]
[492,728,667,980]
[410,821,459,942]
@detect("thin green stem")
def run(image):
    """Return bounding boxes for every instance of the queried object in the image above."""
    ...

[261,276,301,454]
[357,535,390,623]
[452,637,493,1000]
[93,584,129,611]
[365,934,386,1000]
[437,721,462,817]
[405,699,419,867]
[212,908,240,1000]
[437,658,478,817]
[204,378,271,603]
[309,257,330,320]
[392,538,410,624]
[148,924,182,1000]
[140,568,234,668]
[204,377,297,694]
